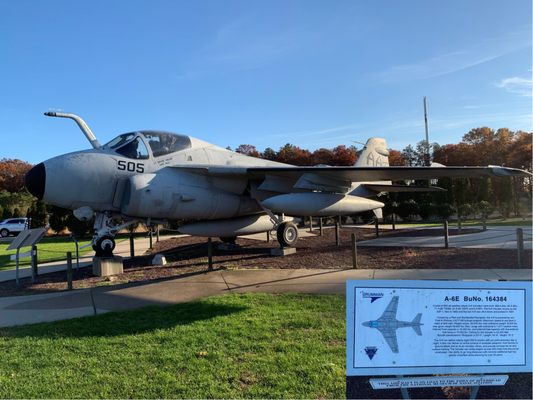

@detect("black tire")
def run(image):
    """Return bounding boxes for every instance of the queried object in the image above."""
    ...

[93,235,116,257]
[220,236,237,244]
[276,221,299,247]
[0,229,9,238]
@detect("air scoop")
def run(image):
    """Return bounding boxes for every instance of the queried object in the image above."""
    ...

[44,111,101,149]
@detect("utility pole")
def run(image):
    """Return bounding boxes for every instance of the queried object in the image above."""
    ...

[423,96,430,166]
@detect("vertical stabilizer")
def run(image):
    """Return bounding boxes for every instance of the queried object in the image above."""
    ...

[411,313,423,335]
[354,138,389,167]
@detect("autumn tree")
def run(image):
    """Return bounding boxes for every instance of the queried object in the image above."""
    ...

[235,144,260,158]
[0,159,32,192]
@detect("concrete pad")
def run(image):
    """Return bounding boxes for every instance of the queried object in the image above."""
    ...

[270,247,296,256]
[92,256,124,277]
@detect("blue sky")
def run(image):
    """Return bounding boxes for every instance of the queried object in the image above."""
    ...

[1,0,531,164]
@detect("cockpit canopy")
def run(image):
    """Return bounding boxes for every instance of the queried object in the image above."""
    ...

[103,131,192,159]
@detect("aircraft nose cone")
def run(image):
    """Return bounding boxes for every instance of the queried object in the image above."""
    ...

[25,162,46,200]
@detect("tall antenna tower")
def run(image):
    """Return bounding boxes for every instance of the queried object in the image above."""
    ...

[423,96,430,166]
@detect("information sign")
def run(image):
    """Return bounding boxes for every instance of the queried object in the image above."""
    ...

[346,280,531,376]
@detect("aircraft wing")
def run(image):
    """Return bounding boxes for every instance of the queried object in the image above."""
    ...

[171,165,530,180]
[379,329,400,353]
[171,164,530,193]
[246,165,530,181]
[379,296,399,320]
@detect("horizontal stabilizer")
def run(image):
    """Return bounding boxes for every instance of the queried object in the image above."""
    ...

[363,184,446,192]
[412,313,422,336]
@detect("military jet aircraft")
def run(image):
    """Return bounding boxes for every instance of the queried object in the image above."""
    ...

[362,296,422,353]
[25,112,529,256]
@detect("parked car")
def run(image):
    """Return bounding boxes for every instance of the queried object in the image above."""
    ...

[0,218,29,237]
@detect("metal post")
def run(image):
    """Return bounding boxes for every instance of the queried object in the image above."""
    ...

[15,248,20,288]
[266,230,270,243]
[31,245,38,283]
[71,235,80,271]
[66,252,73,290]
[374,218,379,237]
[392,213,396,230]
[75,240,79,271]
[149,229,153,249]
[470,379,481,400]
[335,221,340,246]
[351,233,358,269]
[156,226,160,242]
[444,220,449,249]
[338,215,342,228]
[129,233,135,257]
[207,238,213,271]
[319,218,323,236]
[517,228,524,268]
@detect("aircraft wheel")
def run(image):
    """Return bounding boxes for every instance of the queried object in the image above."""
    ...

[93,235,116,257]
[277,221,299,247]
[220,236,237,244]
[0,229,8,238]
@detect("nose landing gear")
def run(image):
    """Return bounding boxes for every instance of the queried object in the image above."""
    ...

[91,212,139,257]
[93,235,116,257]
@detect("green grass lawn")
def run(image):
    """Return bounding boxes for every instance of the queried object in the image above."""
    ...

[0,293,346,399]
[0,236,94,271]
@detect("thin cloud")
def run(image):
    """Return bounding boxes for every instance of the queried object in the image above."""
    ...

[376,30,531,83]
[496,76,532,97]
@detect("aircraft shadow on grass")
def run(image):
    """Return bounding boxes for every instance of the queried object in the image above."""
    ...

[2,300,247,338]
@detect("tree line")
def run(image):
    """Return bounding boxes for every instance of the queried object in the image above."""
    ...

[0,126,530,236]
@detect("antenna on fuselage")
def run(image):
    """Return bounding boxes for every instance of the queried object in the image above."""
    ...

[44,111,102,149]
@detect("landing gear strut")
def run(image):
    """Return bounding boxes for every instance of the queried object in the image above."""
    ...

[276,221,299,247]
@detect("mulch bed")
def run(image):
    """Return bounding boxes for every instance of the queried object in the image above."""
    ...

[0,227,529,297]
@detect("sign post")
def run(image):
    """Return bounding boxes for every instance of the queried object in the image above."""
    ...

[7,228,47,287]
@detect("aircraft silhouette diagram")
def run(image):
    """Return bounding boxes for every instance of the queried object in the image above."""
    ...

[24,112,531,256]
[362,296,423,353]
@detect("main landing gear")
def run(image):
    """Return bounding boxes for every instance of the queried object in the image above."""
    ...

[276,221,299,247]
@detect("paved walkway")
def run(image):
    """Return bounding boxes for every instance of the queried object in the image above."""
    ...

[0,268,530,327]
[358,225,532,250]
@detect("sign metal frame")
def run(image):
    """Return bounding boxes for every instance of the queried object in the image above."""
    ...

[346,280,532,377]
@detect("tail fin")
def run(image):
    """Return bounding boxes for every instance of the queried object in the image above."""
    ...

[411,313,422,336]
[354,138,389,167]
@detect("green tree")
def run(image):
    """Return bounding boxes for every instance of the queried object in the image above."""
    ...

[27,200,48,228]
[48,206,69,234]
